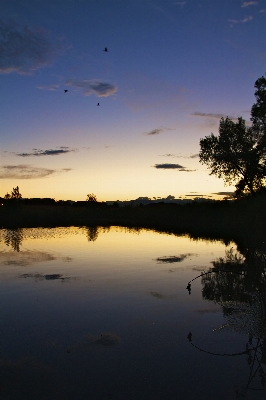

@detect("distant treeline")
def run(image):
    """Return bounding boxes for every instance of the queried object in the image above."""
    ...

[0,196,219,207]
[1,192,265,250]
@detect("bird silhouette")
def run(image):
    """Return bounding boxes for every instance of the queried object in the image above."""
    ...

[103,47,108,52]
[64,90,68,93]
[97,103,100,106]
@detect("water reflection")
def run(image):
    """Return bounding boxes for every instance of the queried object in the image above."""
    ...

[0,358,60,400]
[187,248,266,397]
[86,226,100,242]
[3,228,23,252]
[19,273,76,282]
[66,332,121,354]
[155,253,197,263]
[1,226,265,399]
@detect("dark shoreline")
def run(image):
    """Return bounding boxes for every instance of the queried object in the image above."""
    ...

[1,197,265,251]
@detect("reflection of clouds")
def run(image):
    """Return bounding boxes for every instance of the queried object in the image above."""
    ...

[0,358,59,399]
[148,291,178,300]
[0,250,72,266]
[67,332,121,353]
[195,308,221,314]
[192,267,208,272]
[156,253,197,263]
[19,273,76,282]
[62,256,72,262]
[0,250,56,266]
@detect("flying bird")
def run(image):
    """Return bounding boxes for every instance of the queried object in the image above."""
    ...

[64,90,68,93]
[97,103,100,106]
[103,47,108,52]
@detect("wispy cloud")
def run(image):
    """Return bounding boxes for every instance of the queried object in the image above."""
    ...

[144,126,174,136]
[241,1,258,7]
[191,111,251,126]
[212,191,235,196]
[15,148,77,157]
[66,79,117,97]
[173,1,187,6]
[191,112,232,119]
[160,153,199,159]
[0,165,71,179]
[0,20,63,74]
[228,15,253,23]
[37,84,60,91]
[153,163,196,172]
[259,9,266,12]
[160,153,177,157]
[185,194,203,196]
[189,154,199,159]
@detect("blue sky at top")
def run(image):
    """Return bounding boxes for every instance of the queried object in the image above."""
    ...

[1,0,265,201]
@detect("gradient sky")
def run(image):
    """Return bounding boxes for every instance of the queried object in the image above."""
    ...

[1,0,266,201]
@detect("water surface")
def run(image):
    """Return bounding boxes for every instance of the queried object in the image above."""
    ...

[0,227,265,400]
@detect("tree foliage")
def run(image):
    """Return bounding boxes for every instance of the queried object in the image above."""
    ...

[4,186,22,200]
[199,77,266,196]
[86,193,97,202]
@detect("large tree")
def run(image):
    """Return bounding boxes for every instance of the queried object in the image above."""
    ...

[199,77,266,196]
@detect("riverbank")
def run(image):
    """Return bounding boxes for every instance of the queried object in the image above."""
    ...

[1,195,265,245]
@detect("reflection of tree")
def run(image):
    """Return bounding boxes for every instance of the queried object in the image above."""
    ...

[86,226,99,242]
[4,229,24,252]
[188,247,266,397]
[202,248,266,338]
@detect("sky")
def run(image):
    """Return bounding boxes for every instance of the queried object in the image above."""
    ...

[1,0,266,201]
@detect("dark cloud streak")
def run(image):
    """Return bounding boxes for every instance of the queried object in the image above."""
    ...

[66,79,117,97]
[153,163,196,172]
[144,126,174,136]
[16,148,77,157]
[191,112,231,119]
[0,165,71,179]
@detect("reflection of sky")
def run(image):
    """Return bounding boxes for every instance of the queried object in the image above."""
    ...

[1,227,257,399]
[1,1,265,201]
[0,226,232,298]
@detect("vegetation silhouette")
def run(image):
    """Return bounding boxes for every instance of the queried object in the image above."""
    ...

[1,193,265,253]
[86,226,99,242]
[86,193,97,202]
[199,77,266,197]
[187,248,266,397]
[4,186,23,207]
[4,186,22,200]
[4,228,24,252]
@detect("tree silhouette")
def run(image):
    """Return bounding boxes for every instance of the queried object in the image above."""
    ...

[11,186,22,199]
[187,247,266,397]
[4,186,22,200]
[86,193,97,202]
[199,77,266,197]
